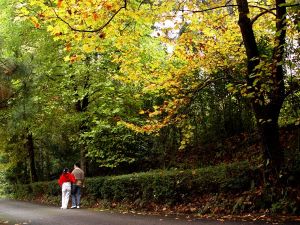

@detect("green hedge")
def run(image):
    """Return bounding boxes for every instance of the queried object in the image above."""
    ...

[10,161,253,205]
[10,180,60,200]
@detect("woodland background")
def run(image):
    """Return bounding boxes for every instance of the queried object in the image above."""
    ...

[0,0,299,219]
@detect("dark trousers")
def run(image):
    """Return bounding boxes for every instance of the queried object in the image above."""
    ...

[71,185,81,207]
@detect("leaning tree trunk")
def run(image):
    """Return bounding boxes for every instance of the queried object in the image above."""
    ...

[26,131,38,182]
[236,0,286,178]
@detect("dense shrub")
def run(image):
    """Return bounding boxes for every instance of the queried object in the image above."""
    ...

[10,161,252,204]
[11,180,59,200]
[10,161,300,214]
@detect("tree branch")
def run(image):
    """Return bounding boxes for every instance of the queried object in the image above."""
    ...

[180,2,300,16]
[250,3,300,24]
[180,4,275,14]
[251,10,275,24]
[48,0,299,34]
[51,0,127,33]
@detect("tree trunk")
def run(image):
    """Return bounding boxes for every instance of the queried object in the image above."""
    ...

[236,0,286,176]
[254,104,284,174]
[80,149,87,174]
[26,132,38,182]
[75,94,89,174]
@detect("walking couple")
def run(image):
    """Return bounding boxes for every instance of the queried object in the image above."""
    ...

[58,163,85,209]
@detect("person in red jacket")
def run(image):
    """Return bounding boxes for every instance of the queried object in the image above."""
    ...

[58,168,75,209]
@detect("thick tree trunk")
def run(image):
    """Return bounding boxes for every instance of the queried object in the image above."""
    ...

[260,120,283,172]
[236,0,286,176]
[236,0,260,72]
[254,104,284,174]
[26,132,38,182]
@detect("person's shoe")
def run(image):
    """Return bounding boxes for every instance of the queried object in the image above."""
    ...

[71,206,76,209]
[77,206,80,209]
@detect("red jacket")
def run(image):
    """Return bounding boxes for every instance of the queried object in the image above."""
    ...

[58,172,76,187]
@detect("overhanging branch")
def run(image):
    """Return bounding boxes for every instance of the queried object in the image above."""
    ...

[180,4,275,14]
[51,0,127,33]
[48,1,299,34]
[251,3,300,24]
[180,3,299,16]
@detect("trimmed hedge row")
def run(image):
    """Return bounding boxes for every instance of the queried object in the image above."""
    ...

[85,161,253,204]
[10,161,253,205]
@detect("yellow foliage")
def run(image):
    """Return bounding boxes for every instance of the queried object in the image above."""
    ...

[16,0,298,141]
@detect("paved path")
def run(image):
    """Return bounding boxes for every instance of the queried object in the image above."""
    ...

[0,199,286,225]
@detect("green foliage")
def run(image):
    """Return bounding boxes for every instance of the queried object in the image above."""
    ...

[279,93,300,127]
[11,162,253,204]
[0,0,299,197]
[11,180,60,200]
[189,75,255,144]
[271,197,298,214]
[84,177,106,199]
[9,160,300,214]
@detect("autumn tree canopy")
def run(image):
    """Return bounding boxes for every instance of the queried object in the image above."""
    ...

[0,0,298,182]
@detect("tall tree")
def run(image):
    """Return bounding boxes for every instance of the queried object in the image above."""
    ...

[16,0,300,179]
[236,0,288,176]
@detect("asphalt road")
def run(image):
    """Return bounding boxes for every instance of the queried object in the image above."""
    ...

[0,199,289,225]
